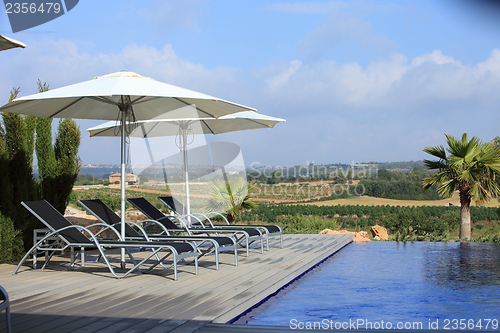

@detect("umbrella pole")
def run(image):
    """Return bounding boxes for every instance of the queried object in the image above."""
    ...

[181,123,191,219]
[143,135,169,191]
[120,108,127,269]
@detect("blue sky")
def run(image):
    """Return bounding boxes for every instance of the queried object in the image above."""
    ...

[1,0,500,167]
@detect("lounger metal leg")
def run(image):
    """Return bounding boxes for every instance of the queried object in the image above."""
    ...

[81,247,85,267]
[70,247,75,268]
[40,249,59,270]
[215,250,219,270]
[32,249,37,269]
[195,255,199,275]
[173,257,178,281]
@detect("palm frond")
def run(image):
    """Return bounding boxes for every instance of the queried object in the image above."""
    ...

[423,145,447,160]
[424,132,500,206]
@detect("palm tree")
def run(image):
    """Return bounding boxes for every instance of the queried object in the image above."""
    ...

[423,133,500,239]
[206,177,259,223]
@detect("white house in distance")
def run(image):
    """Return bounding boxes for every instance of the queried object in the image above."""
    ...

[109,173,139,185]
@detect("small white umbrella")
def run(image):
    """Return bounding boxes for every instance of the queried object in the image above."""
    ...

[87,110,285,216]
[0,70,256,266]
[0,35,26,51]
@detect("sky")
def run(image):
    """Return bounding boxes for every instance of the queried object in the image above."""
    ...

[1,0,500,168]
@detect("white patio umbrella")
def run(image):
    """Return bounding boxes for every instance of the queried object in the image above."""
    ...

[0,70,256,267]
[87,110,285,216]
[0,35,26,51]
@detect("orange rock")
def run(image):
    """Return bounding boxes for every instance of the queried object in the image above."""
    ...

[353,231,370,242]
[319,229,370,242]
[370,225,389,240]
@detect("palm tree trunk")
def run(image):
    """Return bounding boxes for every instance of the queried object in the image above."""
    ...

[459,189,472,240]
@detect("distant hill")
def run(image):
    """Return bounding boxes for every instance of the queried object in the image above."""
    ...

[364,160,425,171]
[80,165,121,177]
[75,161,426,179]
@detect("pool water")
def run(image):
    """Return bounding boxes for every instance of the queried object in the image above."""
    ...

[242,241,500,330]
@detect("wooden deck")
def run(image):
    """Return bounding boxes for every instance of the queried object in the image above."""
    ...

[0,234,353,332]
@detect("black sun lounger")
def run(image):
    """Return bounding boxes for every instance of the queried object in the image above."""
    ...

[79,199,264,257]
[158,195,283,250]
[79,197,262,256]
[130,197,265,256]
[15,200,198,280]
[78,198,239,268]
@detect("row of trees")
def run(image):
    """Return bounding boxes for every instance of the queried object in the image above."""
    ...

[238,203,500,225]
[0,82,81,262]
[239,203,499,241]
[359,167,442,200]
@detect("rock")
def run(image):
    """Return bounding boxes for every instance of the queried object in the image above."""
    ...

[370,225,389,240]
[319,229,370,242]
[354,231,370,242]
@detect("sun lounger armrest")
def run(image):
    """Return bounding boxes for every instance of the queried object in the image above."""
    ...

[87,223,121,239]
[79,223,123,240]
[140,218,171,236]
[177,214,207,227]
[205,212,231,225]
[123,221,153,241]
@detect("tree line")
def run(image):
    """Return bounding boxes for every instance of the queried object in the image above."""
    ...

[238,203,500,241]
[359,167,443,200]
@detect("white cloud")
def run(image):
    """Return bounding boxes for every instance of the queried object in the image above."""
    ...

[259,49,500,114]
[3,37,500,165]
[0,39,246,165]
[0,39,241,103]
[269,0,401,61]
[297,14,397,59]
[266,60,302,91]
[251,48,500,164]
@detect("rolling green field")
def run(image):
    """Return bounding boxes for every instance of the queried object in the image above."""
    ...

[303,192,500,208]
[307,195,460,207]
[73,184,500,208]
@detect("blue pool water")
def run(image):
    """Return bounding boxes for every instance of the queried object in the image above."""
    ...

[242,241,500,330]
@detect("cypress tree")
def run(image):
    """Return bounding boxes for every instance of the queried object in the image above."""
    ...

[1,88,38,251]
[34,80,81,213]
[0,80,82,257]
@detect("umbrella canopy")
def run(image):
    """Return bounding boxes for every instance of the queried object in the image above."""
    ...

[0,71,255,120]
[87,110,284,137]
[0,35,26,51]
[0,70,257,266]
[86,111,285,216]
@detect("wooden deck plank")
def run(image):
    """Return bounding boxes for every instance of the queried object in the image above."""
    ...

[0,234,353,332]
[110,235,350,321]
[167,241,343,320]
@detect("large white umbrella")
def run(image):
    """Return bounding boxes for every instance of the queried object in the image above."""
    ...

[0,35,26,51]
[0,70,256,266]
[87,110,285,216]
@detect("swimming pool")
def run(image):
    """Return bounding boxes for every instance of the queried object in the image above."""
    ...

[241,241,500,330]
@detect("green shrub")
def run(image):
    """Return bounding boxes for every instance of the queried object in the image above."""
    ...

[0,213,24,263]
[279,214,339,234]
[369,207,449,241]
